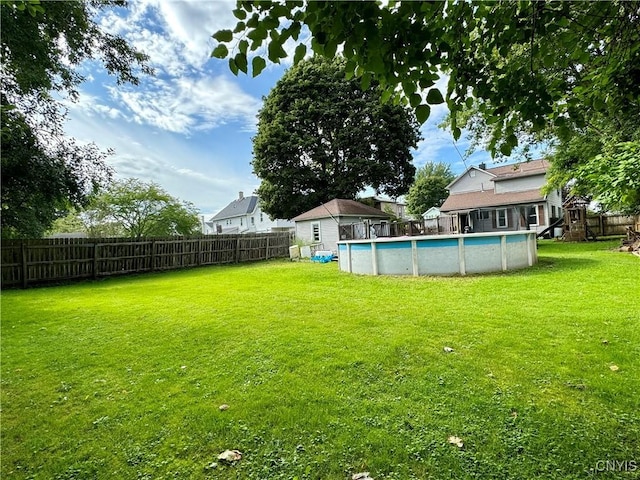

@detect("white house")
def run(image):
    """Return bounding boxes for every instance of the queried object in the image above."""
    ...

[422,206,441,220]
[360,195,408,219]
[207,192,293,234]
[292,199,391,252]
[440,160,563,234]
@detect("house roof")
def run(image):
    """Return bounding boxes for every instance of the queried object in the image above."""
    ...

[210,195,258,221]
[441,189,546,212]
[361,195,406,206]
[447,159,549,189]
[487,159,550,181]
[422,206,441,219]
[292,199,392,222]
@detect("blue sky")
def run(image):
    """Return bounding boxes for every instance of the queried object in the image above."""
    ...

[63,0,493,219]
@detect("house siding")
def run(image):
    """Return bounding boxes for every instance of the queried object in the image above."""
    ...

[442,160,560,234]
[450,169,494,194]
[494,175,545,193]
[212,202,293,234]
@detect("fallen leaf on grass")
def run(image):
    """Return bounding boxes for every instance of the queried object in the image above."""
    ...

[218,449,242,462]
[448,435,464,448]
[443,346,454,353]
[219,404,229,411]
[609,365,619,372]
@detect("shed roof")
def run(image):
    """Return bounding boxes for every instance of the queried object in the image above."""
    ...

[292,199,391,222]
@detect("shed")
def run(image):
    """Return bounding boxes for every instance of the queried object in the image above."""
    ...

[292,199,391,252]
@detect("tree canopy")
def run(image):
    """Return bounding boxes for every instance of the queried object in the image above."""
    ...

[252,57,421,220]
[544,118,640,214]
[405,162,455,217]
[66,178,201,238]
[1,103,111,238]
[213,1,639,157]
[1,0,152,238]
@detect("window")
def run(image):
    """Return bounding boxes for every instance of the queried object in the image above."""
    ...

[312,223,321,242]
[497,209,508,228]
[538,205,545,226]
[552,205,556,218]
[479,210,489,220]
[251,217,255,225]
[240,218,243,226]
[527,206,538,226]
[260,213,264,222]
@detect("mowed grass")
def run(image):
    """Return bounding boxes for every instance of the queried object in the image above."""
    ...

[1,240,638,479]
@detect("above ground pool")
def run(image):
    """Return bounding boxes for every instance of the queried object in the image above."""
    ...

[337,231,537,276]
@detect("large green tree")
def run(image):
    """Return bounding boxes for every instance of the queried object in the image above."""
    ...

[1,0,152,238]
[212,1,639,156]
[1,102,112,238]
[405,162,455,217]
[544,117,640,214]
[79,179,201,238]
[252,57,420,220]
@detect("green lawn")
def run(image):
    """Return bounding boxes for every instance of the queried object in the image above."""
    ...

[1,240,639,479]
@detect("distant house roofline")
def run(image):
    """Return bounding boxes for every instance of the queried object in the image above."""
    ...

[210,194,259,221]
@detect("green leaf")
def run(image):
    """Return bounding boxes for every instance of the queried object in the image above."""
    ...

[229,57,239,75]
[380,88,393,103]
[247,26,267,42]
[211,44,229,59]
[324,40,338,58]
[212,29,233,43]
[500,142,512,156]
[235,53,248,73]
[360,72,372,91]
[252,56,267,77]
[426,88,444,105]
[232,8,247,20]
[268,40,287,61]
[293,44,307,64]
[416,104,431,124]
[409,93,422,108]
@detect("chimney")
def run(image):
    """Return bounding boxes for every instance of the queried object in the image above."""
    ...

[479,162,486,170]
[238,191,244,200]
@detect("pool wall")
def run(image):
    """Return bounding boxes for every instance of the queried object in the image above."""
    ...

[337,231,537,276]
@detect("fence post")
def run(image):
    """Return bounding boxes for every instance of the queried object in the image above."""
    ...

[265,236,270,260]
[21,241,28,289]
[93,243,99,279]
[197,239,202,266]
[235,235,241,263]
[151,240,156,271]
[599,215,605,236]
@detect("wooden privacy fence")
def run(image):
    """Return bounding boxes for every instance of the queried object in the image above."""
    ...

[586,214,639,237]
[1,232,293,289]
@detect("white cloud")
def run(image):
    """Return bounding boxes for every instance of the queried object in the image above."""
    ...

[100,0,237,74]
[106,74,260,134]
